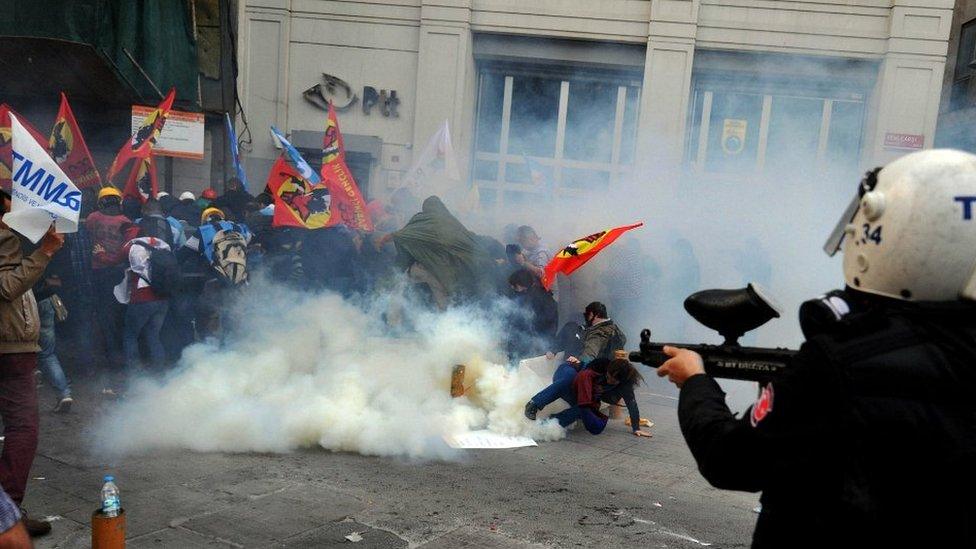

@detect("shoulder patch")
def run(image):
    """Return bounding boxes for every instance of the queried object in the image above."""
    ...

[750,383,775,427]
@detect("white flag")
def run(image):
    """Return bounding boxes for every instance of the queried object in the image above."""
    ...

[403,120,460,187]
[3,113,81,243]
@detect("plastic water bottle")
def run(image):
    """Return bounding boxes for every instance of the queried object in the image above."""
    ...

[101,475,121,517]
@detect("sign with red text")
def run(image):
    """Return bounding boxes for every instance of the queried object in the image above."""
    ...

[131,106,204,159]
[884,133,924,150]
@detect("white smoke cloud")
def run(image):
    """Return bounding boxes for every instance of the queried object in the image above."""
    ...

[96,281,564,458]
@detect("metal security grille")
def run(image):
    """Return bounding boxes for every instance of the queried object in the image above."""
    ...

[472,66,641,208]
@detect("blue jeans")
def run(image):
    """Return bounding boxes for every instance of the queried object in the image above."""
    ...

[530,362,608,432]
[37,298,71,398]
[531,363,580,427]
[124,300,169,371]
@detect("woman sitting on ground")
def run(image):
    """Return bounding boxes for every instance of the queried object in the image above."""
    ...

[524,358,651,437]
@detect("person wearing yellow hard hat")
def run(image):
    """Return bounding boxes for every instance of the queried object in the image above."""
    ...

[86,186,139,378]
[183,204,253,340]
[200,207,225,224]
[97,186,122,202]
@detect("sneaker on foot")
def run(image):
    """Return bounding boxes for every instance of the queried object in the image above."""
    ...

[53,396,73,413]
[524,401,539,421]
[19,509,51,537]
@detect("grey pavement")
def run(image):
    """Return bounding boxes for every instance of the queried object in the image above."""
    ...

[17,379,759,548]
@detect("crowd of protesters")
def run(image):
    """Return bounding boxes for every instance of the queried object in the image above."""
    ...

[0,179,654,539]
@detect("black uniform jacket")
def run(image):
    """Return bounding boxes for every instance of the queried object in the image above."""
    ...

[678,303,976,548]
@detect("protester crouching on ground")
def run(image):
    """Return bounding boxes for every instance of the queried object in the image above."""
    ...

[542,301,630,419]
[572,301,626,366]
[0,187,64,537]
[85,186,138,374]
[523,357,651,437]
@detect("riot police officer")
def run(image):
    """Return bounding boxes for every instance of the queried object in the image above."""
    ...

[658,149,976,548]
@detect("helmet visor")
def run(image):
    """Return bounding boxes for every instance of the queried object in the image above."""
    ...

[822,192,861,257]
[823,167,882,257]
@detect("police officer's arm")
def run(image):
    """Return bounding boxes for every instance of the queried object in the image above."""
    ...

[660,345,817,492]
[676,374,769,491]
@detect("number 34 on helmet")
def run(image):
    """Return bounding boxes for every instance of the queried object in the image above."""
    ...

[825,149,976,303]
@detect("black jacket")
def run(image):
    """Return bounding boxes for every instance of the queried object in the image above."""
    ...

[508,285,558,358]
[170,199,203,227]
[214,189,253,221]
[678,304,976,548]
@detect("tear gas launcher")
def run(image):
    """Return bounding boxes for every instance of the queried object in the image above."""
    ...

[628,285,797,384]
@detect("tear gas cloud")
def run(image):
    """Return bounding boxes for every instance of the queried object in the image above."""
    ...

[99,55,887,452]
[459,55,872,408]
[97,279,564,458]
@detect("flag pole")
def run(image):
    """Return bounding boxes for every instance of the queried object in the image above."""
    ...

[122,48,165,100]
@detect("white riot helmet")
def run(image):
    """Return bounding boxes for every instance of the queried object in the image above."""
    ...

[824,149,976,302]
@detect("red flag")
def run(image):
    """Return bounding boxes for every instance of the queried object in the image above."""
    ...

[107,88,176,185]
[123,156,158,202]
[541,223,644,290]
[266,155,334,229]
[320,102,373,231]
[0,104,50,193]
[49,92,102,189]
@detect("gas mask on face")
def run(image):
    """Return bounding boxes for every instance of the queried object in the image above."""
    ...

[799,289,854,339]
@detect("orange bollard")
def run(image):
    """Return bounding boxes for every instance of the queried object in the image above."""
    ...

[92,508,126,549]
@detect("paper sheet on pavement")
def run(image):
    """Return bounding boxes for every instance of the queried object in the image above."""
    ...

[444,430,537,449]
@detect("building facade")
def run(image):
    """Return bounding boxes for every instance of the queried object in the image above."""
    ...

[237,0,954,207]
[936,0,976,152]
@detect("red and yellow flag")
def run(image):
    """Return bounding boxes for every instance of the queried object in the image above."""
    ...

[106,88,176,189]
[49,92,102,189]
[266,155,334,229]
[321,102,372,231]
[542,222,643,290]
[0,104,49,193]
[122,156,158,203]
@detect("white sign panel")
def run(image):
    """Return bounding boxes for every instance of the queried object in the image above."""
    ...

[131,106,205,160]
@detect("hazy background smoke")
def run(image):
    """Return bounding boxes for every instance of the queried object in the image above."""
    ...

[456,56,862,409]
[98,55,868,452]
[96,278,564,458]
